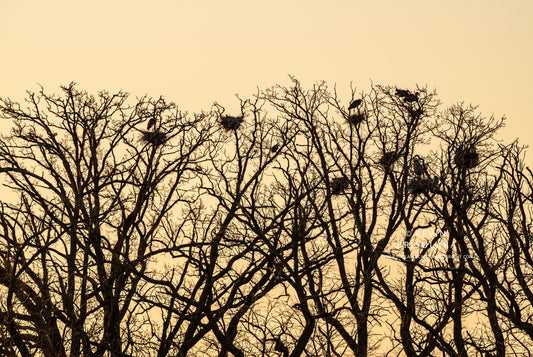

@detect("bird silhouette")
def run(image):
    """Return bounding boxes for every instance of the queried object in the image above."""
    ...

[396,88,410,98]
[273,337,289,357]
[348,99,363,110]
[412,156,425,176]
[147,117,156,130]
[271,144,279,153]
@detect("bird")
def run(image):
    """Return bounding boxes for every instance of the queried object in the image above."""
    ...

[271,144,279,153]
[273,337,289,357]
[412,156,425,176]
[147,117,156,130]
[348,99,363,110]
[396,88,410,98]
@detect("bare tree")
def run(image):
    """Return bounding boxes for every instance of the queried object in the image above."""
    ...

[1,80,532,357]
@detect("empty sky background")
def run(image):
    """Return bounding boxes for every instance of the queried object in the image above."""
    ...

[1,0,532,153]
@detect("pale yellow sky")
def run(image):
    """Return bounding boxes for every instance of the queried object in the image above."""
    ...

[1,0,532,146]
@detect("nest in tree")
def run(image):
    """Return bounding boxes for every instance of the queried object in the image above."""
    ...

[454,146,479,169]
[141,131,168,146]
[409,108,424,118]
[347,113,366,125]
[220,115,244,131]
[379,151,399,167]
[407,178,435,195]
[331,177,350,195]
[403,93,419,103]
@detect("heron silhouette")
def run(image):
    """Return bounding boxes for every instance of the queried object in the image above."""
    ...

[348,99,362,110]
[412,156,425,176]
[147,117,156,130]
[396,88,410,97]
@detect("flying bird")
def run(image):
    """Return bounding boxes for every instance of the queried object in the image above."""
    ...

[348,99,363,110]
[147,117,156,130]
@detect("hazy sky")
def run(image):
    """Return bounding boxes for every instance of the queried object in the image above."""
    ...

[1,1,532,147]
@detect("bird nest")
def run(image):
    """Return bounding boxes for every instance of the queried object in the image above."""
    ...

[407,178,436,195]
[141,131,168,146]
[379,151,399,167]
[409,108,424,118]
[220,115,244,131]
[331,177,350,195]
[454,146,479,169]
[347,113,366,125]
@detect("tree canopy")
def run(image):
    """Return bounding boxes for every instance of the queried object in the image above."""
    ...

[0,79,531,356]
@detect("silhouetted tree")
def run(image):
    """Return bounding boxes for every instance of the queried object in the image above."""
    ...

[0,79,531,357]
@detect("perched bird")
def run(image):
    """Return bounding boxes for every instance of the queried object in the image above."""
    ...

[379,151,399,167]
[396,88,410,98]
[271,144,279,153]
[273,337,289,357]
[147,117,156,130]
[412,156,425,176]
[348,99,363,110]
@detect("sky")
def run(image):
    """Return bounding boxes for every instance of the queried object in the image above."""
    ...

[1,0,532,149]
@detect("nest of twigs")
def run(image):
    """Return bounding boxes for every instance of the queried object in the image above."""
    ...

[403,93,419,103]
[331,177,350,195]
[379,151,399,167]
[409,108,424,118]
[454,146,479,169]
[407,178,436,195]
[141,131,168,146]
[220,115,244,131]
[347,113,366,125]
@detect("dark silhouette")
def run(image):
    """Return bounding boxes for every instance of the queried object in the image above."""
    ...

[220,115,244,130]
[0,80,527,357]
[147,117,156,129]
[403,92,419,102]
[379,150,399,167]
[412,155,425,176]
[331,176,350,195]
[396,88,410,97]
[348,98,363,110]
[347,112,366,125]
[455,145,479,169]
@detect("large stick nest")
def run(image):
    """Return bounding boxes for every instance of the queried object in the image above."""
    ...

[454,146,479,169]
[141,130,168,146]
[220,115,244,131]
[347,113,366,125]
[407,178,436,195]
[331,177,350,195]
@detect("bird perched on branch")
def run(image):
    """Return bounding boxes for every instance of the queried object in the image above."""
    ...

[348,99,363,110]
[271,144,279,153]
[396,88,410,98]
[273,337,289,357]
[147,117,156,130]
[412,156,425,176]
